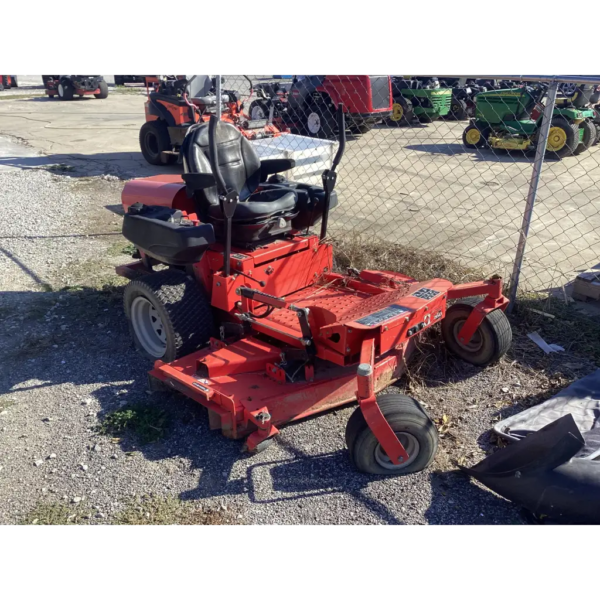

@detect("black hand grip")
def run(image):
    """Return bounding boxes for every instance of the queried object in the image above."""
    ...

[332,104,346,171]
[208,115,227,195]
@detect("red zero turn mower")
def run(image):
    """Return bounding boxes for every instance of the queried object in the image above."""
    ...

[0,76,15,91]
[116,106,512,474]
[43,75,109,100]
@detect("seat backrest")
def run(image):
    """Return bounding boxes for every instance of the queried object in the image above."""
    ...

[183,121,262,209]
[187,75,213,99]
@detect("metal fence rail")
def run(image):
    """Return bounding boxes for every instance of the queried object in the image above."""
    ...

[198,75,600,303]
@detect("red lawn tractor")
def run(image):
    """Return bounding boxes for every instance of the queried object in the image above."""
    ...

[140,75,284,166]
[249,75,393,138]
[43,75,109,100]
[0,74,12,92]
[117,107,511,474]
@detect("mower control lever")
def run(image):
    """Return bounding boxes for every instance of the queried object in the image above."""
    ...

[319,104,345,241]
[209,115,239,277]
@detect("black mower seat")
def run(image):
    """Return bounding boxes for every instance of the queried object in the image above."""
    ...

[206,188,296,222]
[182,120,300,242]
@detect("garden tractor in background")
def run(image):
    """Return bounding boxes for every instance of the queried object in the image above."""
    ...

[139,75,285,165]
[462,82,596,158]
[43,75,109,100]
[387,77,452,125]
[248,75,392,138]
[435,78,490,120]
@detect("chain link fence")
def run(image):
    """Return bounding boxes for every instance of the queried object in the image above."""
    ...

[197,75,600,302]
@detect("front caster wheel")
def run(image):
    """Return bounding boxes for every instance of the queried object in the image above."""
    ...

[441,297,512,366]
[345,394,438,475]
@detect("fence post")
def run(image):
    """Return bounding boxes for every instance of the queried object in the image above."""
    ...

[507,79,559,313]
[216,75,222,120]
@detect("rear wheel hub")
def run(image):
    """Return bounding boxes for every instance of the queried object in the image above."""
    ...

[130,296,167,358]
[547,126,567,151]
[391,102,404,121]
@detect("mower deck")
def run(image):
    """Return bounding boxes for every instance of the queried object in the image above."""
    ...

[121,253,505,453]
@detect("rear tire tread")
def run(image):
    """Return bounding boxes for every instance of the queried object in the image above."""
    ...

[124,269,214,362]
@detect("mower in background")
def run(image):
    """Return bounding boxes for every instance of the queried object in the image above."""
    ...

[140,75,285,166]
[387,77,452,126]
[43,75,109,100]
[115,75,155,86]
[116,104,512,475]
[435,78,490,120]
[248,75,392,138]
[463,82,597,158]
[0,75,17,91]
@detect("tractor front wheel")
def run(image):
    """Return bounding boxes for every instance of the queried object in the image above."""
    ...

[462,124,489,149]
[139,120,175,165]
[124,269,215,363]
[441,297,511,366]
[573,120,596,155]
[545,117,579,159]
[345,394,439,475]
[95,80,109,99]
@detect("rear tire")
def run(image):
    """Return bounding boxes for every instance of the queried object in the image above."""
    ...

[303,99,337,138]
[248,100,269,121]
[450,99,468,120]
[123,269,215,363]
[346,394,439,475]
[385,97,413,126]
[95,80,109,99]
[594,123,600,147]
[139,120,174,165]
[545,117,579,159]
[57,80,74,100]
[573,120,596,155]
[441,297,511,366]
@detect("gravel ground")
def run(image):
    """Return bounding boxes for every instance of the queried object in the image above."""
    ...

[1,135,598,525]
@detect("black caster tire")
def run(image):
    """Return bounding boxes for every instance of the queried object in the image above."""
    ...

[346,394,438,475]
[441,297,512,366]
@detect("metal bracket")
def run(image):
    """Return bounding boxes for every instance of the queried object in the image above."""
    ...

[290,305,316,356]
[266,362,286,384]
[356,338,409,465]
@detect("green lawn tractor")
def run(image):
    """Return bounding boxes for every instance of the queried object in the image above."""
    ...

[463,83,596,158]
[387,77,452,125]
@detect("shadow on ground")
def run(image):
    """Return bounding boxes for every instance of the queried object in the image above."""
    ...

[0,279,532,525]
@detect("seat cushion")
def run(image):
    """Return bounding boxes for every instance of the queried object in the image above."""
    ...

[260,181,337,229]
[207,189,297,222]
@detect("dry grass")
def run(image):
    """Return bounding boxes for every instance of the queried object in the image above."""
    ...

[332,233,486,283]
